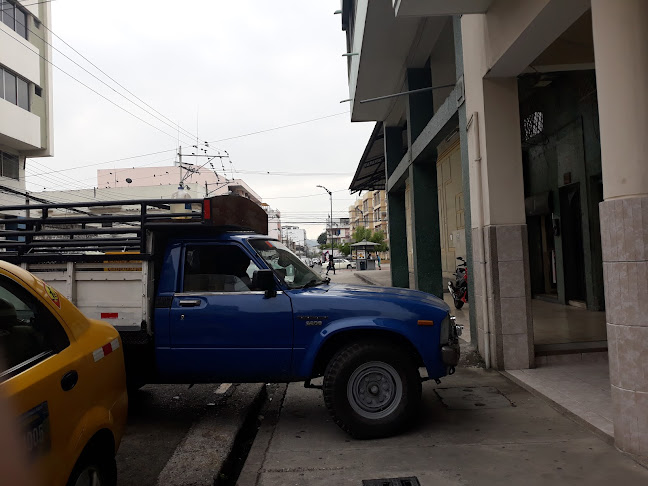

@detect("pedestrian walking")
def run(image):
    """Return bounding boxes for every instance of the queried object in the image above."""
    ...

[377,253,382,270]
[326,255,336,275]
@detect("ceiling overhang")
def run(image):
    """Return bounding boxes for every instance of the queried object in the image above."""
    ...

[349,122,386,193]
[393,0,492,17]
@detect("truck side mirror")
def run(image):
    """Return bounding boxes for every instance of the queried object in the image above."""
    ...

[253,269,277,298]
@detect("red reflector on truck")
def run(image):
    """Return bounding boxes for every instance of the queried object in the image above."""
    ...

[203,199,211,221]
[101,313,118,319]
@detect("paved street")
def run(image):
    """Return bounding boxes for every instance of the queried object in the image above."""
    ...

[238,367,648,486]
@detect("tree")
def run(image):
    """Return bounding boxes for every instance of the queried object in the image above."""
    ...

[352,225,372,243]
[317,232,327,245]
[370,229,389,253]
[339,243,351,256]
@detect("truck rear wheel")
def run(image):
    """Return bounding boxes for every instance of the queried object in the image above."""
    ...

[323,341,421,439]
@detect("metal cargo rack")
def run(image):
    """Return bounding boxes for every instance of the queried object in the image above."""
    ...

[0,198,206,263]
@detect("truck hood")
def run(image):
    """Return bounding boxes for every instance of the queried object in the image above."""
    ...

[288,282,450,323]
[324,283,448,309]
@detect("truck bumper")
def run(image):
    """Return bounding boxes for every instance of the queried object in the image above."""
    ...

[441,343,461,367]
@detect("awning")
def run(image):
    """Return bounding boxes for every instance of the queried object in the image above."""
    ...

[349,122,386,193]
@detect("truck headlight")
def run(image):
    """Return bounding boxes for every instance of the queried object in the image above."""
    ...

[440,315,450,345]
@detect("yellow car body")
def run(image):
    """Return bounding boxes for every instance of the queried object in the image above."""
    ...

[0,261,128,486]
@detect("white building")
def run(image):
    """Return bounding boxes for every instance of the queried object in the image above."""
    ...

[33,170,282,237]
[281,226,306,250]
[0,0,54,207]
[328,217,352,245]
[262,204,282,241]
[96,165,262,203]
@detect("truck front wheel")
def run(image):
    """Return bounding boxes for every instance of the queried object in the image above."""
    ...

[323,341,421,439]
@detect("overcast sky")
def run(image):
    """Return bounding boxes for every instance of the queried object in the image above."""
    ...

[27,0,374,239]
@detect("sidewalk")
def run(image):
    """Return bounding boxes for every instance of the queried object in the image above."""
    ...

[238,368,648,485]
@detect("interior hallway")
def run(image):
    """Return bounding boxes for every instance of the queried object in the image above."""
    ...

[532,299,607,345]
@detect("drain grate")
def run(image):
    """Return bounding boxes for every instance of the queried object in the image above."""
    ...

[434,386,514,409]
[362,478,421,486]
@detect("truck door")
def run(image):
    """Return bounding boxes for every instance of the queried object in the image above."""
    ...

[166,243,293,382]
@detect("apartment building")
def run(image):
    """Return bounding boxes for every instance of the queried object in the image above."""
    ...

[0,0,53,208]
[348,190,388,238]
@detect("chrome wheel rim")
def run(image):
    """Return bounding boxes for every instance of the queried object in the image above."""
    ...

[74,466,101,486]
[347,361,402,419]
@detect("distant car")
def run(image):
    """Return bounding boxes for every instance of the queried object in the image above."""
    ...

[0,261,128,486]
[333,258,356,270]
[311,258,321,266]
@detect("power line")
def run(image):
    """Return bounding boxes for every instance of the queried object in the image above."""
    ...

[0,28,193,146]
[42,22,201,143]
[208,112,348,144]
[25,111,355,179]
[26,149,177,178]
[8,14,203,145]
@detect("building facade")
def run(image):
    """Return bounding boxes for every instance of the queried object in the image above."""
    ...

[0,0,54,208]
[348,190,388,237]
[328,216,352,246]
[340,0,648,457]
[281,225,307,252]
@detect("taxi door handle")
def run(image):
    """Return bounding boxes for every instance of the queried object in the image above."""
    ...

[61,370,78,391]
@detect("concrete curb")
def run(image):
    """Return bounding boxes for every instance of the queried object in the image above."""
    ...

[156,383,266,486]
[236,384,288,486]
[501,371,614,444]
[354,272,379,286]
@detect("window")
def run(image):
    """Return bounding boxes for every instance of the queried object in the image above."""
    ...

[183,245,260,293]
[4,70,16,104]
[17,76,27,109]
[1,151,19,180]
[14,6,25,38]
[0,67,30,111]
[374,208,380,222]
[0,276,70,376]
[250,239,323,289]
[0,0,27,39]
[373,192,380,206]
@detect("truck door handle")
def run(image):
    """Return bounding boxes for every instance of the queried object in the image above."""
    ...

[61,370,78,391]
[178,299,201,307]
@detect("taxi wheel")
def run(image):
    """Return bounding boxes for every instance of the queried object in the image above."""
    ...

[323,341,421,439]
[68,454,117,486]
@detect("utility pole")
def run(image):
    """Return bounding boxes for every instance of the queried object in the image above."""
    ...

[317,185,333,260]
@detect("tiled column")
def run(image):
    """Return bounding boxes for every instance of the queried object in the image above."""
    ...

[462,13,535,370]
[592,0,648,456]
[406,68,443,297]
[384,126,409,289]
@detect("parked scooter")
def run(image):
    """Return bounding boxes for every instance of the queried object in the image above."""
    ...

[448,256,468,309]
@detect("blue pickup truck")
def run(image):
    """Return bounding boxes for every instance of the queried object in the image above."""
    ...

[0,195,461,438]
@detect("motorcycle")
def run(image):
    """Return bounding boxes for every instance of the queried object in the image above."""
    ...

[448,256,468,309]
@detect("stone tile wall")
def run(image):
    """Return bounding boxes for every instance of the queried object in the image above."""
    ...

[472,224,534,370]
[600,196,648,455]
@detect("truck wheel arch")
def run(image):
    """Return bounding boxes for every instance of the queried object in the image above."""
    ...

[309,328,424,378]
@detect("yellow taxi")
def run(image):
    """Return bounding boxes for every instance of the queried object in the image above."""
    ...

[0,261,128,486]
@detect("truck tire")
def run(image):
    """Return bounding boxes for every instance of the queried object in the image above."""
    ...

[323,341,421,439]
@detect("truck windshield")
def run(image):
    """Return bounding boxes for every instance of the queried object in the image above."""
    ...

[249,240,325,289]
